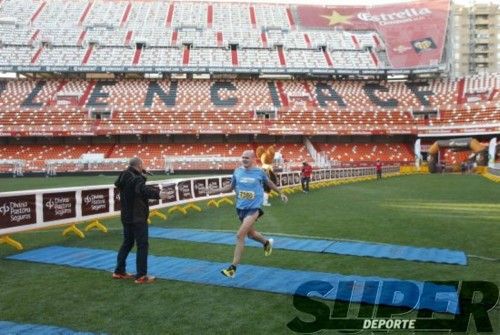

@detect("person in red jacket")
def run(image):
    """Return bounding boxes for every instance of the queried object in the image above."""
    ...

[376,159,382,180]
[301,162,312,192]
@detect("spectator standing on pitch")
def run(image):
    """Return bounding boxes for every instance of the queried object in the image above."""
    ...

[113,157,168,284]
[301,162,312,192]
[209,150,288,278]
[376,159,382,179]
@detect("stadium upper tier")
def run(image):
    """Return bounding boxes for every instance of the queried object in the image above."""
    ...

[0,74,498,137]
[0,0,450,72]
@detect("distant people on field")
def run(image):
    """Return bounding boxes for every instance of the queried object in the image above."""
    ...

[301,162,312,192]
[376,159,382,179]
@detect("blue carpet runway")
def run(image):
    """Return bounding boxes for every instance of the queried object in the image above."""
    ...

[149,227,467,265]
[0,321,100,334]
[8,246,460,314]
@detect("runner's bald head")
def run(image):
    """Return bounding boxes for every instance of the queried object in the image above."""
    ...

[241,150,256,168]
[243,150,255,158]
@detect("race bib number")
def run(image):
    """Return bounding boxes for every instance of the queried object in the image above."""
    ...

[238,191,255,200]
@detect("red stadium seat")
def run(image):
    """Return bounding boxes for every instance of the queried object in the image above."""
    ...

[0,76,498,136]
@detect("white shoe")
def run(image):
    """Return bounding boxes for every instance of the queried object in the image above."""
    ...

[264,238,274,256]
[263,202,271,207]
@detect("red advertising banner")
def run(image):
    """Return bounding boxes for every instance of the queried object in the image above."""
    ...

[43,191,76,222]
[296,0,450,68]
[81,189,109,216]
[0,195,37,228]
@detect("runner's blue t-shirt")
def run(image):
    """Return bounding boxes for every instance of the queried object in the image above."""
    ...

[232,167,269,209]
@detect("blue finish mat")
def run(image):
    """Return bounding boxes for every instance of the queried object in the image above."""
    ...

[7,246,459,314]
[149,227,467,265]
[0,321,98,335]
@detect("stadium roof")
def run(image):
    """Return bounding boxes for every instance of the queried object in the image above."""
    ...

[191,0,494,5]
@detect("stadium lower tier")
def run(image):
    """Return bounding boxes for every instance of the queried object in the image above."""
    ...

[0,75,498,137]
[0,142,415,173]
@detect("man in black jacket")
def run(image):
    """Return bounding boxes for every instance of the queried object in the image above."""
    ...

[113,157,167,284]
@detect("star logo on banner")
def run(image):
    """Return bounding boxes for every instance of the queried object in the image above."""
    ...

[393,45,412,54]
[321,11,353,26]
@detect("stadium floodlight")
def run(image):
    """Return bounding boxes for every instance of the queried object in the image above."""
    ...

[144,73,162,79]
[193,73,211,79]
[0,17,16,25]
[0,72,16,79]
[387,74,408,82]
[259,74,292,80]
[414,73,439,79]
[171,73,187,79]
[135,39,148,45]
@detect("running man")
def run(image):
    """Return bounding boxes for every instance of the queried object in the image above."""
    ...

[209,150,288,278]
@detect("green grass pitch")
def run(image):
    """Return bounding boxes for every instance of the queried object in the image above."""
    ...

[0,174,499,334]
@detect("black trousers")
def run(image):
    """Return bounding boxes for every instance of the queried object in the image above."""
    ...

[115,221,149,278]
[301,177,310,191]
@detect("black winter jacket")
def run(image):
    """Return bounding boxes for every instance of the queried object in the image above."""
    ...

[115,167,160,224]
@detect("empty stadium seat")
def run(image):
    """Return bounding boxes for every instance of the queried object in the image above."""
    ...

[0,76,498,137]
[0,141,418,172]
[315,143,414,165]
[0,0,392,69]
